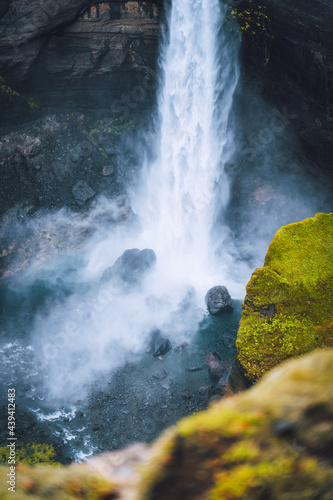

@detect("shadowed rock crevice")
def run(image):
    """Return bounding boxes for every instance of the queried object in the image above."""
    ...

[0,0,163,124]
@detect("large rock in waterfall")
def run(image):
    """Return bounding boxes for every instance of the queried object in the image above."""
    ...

[100,248,156,290]
[148,328,172,357]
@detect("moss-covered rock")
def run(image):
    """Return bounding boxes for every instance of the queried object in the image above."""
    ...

[0,443,61,467]
[0,463,116,500]
[235,212,333,383]
[139,348,333,500]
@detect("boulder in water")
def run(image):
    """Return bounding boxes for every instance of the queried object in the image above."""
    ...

[100,248,156,290]
[148,329,172,357]
[205,286,233,315]
[205,351,224,381]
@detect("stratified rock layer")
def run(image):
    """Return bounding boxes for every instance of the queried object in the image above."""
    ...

[0,1,162,123]
[140,348,333,500]
[236,212,333,383]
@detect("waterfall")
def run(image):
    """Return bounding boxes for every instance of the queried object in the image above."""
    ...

[134,0,240,296]
[28,0,242,402]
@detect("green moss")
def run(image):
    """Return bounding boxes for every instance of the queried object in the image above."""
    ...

[230,4,272,37]
[0,75,20,98]
[0,463,115,500]
[237,213,333,381]
[139,349,333,500]
[226,0,273,65]
[0,443,61,467]
[0,75,39,111]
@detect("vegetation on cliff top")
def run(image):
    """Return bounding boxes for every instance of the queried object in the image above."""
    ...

[236,212,333,382]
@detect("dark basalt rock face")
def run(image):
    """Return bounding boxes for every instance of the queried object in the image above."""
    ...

[237,0,333,177]
[0,0,162,124]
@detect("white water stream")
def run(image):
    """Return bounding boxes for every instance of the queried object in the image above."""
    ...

[132,0,241,297]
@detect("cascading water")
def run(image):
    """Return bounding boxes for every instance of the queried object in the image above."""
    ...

[134,0,241,297]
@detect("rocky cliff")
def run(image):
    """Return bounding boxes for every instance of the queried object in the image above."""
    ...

[0,1,163,216]
[0,1,162,123]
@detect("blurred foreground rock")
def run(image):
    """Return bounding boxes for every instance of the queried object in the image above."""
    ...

[1,349,333,499]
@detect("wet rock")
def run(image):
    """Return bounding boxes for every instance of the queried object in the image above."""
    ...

[273,419,296,436]
[0,0,161,125]
[205,285,233,315]
[174,342,189,353]
[205,352,224,381]
[70,145,83,163]
[228,356,253,393]
[148,329,172,357]
[100,248,156,290]
[186,366,204,372]
[152,369,167,380]
[237,0,333,178]
[72,180,96,206]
